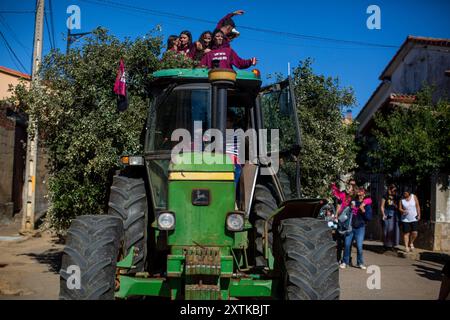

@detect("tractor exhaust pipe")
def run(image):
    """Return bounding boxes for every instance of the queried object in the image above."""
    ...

[208,67,236,153]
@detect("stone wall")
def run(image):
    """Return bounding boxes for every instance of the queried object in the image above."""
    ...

[433,175,450,251]
[391,45,450,100]
[434,222,450,251]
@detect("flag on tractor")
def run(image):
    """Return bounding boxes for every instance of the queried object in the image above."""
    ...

[114,58,128,111]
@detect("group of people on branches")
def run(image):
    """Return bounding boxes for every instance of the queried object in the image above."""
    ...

[163,10,257,70]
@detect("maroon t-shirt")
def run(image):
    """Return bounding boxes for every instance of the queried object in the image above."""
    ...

[200,47,252,70]
[177,44,196,59]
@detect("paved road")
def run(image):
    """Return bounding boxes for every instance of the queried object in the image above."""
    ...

[0,219,62,300]
[339,244,444,300]
[0,222,445,300]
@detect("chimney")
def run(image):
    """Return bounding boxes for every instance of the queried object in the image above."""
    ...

[345,109,352,121]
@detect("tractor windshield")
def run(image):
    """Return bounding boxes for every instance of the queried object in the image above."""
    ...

[147,84,211,152]
[144,82,256,210]
[145,84,211,209]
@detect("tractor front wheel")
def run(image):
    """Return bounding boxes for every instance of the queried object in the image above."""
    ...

[277,217,339,300]
[251,183,278,266]
[59,215,123,300]
[108,174,148,273]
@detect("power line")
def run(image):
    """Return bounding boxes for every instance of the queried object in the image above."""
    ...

[80,0,398,49]
[0,30,27,73]
[44,7,54,49]
[0,14,32,58]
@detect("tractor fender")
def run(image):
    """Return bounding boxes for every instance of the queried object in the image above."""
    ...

[272,199,328,230]
[262,198,328,260]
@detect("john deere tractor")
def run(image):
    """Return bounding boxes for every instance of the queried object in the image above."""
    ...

[59,68,339,300]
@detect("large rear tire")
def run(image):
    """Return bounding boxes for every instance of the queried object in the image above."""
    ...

[108,174,148,273]
[278,218,339,300]
[59,215,123,300]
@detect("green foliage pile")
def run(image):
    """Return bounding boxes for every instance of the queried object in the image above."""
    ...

[369,87,449,181]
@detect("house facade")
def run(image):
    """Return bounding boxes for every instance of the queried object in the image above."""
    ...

[0,66,30,222]
[0,66,49,225]
[356,36,450,251]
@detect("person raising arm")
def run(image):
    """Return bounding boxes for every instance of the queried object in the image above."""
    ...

[216,10,245,47]
[200,30,257,70]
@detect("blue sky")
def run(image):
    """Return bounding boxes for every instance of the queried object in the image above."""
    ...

[1,0,449,115]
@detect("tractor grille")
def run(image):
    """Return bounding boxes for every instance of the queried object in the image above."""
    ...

[185,247,221,276]
[185,284,220,300]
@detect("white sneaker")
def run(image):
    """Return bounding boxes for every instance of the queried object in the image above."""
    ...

[357,264,367,270]
[410,245,415,251]
[339,263,347,269]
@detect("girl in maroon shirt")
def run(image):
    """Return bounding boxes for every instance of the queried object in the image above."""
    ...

[200,30,257,70]
[193,31,213,61]
[177,30,196,59]
[166,35,179,52]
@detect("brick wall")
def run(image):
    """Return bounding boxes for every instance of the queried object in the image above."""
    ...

[0,106,15,221]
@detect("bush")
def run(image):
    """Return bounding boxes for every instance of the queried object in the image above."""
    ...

[293,59,357,197]
[10,28,167,233]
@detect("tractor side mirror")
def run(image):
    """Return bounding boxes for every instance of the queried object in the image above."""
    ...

[279,89,291,116]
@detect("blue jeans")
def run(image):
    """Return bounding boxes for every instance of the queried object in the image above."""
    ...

[383,209,400,247]
[343,226,365,265]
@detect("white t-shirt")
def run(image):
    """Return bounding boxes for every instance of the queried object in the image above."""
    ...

[401,194,418,222]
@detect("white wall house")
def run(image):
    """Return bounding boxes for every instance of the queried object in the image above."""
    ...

[356,36,450,251]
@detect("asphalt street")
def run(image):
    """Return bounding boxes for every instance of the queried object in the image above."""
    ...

[0,220,446,300]
[339,244,444,300]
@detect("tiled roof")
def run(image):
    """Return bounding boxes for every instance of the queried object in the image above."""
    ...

[388,93,417,104]
[380,35,450,80]
[0,66,31,80]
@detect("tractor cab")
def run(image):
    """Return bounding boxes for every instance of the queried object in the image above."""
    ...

[59,67,339,301]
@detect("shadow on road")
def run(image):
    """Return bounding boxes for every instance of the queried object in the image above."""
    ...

[419,252,450,265]
[363,243,387,254]
[19,248,62,274]
[413,263,442,281]
[363,243,399,257]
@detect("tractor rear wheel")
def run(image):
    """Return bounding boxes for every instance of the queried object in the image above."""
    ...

[59,215,123,300]
[278,217,339,300]
[108,174,148,273]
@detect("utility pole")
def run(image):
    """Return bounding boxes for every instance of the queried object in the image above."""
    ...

[66,29,92,54]
[22,0,44,232]
[66,15,91,54]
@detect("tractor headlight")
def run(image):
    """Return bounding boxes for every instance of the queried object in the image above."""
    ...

[226,212,244,232]
[157,212,175,230]
[120,155,144,166]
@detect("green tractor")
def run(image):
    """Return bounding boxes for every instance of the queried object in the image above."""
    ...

[59,67,339,300]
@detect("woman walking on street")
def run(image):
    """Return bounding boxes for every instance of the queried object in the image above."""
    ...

[399,188,421,252]
[381,184,400,250]
[341,188,372,270]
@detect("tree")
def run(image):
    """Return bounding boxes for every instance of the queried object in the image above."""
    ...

[265,59,358,198]
[9,28,192,233]
[369,87,449,181]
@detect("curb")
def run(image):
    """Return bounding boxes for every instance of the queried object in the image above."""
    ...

[363,242,450,264]
[0,235,31,244]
